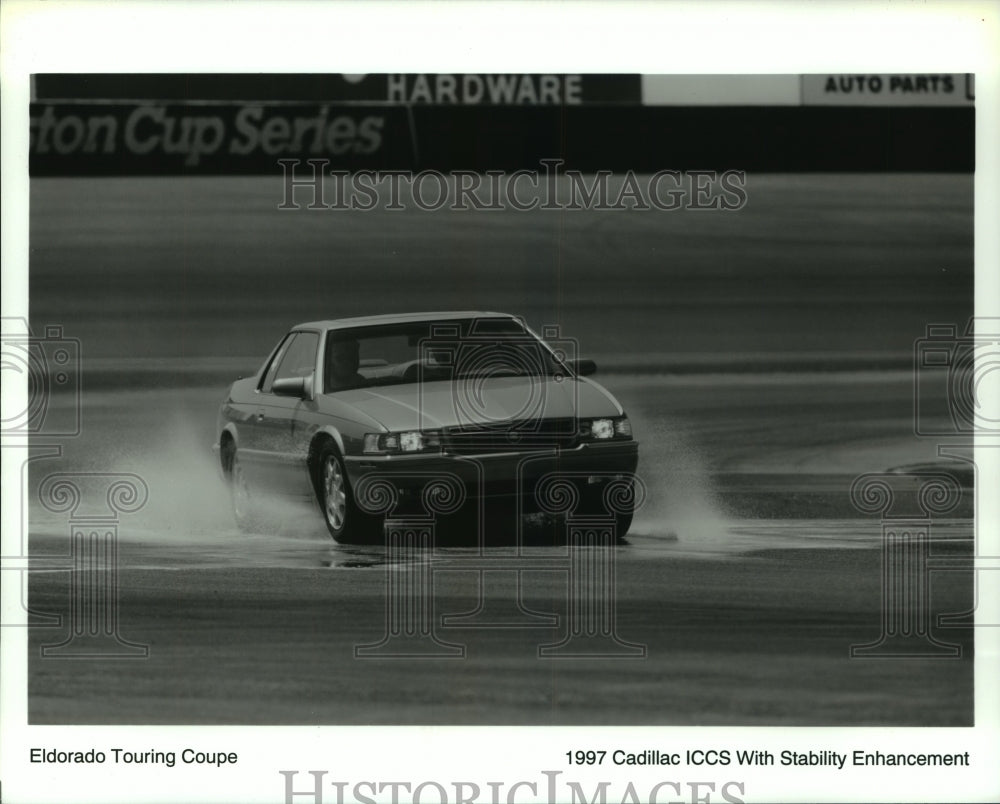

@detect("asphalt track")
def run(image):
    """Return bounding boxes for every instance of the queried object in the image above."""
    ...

[24,174,974,725]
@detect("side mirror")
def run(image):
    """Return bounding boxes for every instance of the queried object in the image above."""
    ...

[566,358,597,377]
[272,373,313,399]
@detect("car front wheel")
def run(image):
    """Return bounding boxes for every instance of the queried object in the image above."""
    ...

[316,444,381,544]
[581,484,634,539]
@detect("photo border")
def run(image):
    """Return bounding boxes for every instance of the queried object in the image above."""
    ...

[2,2,998,802]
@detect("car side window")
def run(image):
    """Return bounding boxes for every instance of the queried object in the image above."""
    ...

[261,331,319,393]
[258,334,293,393]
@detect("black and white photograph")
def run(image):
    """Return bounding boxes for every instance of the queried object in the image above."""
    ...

[2,3,998,803]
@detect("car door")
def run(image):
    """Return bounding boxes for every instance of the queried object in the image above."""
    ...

[233,332,293,485]
[253,330,321,499]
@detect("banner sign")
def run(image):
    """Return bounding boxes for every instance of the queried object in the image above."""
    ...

[29,104,414,174]
[641,75,801,106]
[383,74,640,104]
[33,74,642,105]
[34,74,975,108]
[29,103,974,175]
[801,74,974,106]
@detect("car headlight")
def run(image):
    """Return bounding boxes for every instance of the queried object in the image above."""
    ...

[590,418,615,439]
[363,430,442,454]
[579,416,632,441]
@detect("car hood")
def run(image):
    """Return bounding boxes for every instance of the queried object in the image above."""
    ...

[329,376,622,431]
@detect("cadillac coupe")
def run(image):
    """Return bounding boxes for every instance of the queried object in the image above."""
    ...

[214,312,639,543]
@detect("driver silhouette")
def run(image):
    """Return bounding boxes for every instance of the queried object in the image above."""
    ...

[327,339,365,390]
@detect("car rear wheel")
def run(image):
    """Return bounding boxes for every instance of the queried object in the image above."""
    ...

[316,444,382,544]
[228,448,260,532]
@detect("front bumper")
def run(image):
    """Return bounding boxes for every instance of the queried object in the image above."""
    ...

[343,440,639,514]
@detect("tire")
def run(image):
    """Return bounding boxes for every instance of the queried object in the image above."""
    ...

[581,484,634,540]
[227,447,260,533]
[315,443,382,544]
[614,510,634,539]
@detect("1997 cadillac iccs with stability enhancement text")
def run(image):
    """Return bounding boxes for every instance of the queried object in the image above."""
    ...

[214,312,639,543]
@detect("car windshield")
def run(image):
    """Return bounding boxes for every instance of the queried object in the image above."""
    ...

[324,318,564,393]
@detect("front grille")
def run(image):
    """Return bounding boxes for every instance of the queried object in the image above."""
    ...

[442,418,578,455]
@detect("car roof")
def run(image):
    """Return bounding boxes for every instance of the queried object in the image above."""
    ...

[292,311,516,332]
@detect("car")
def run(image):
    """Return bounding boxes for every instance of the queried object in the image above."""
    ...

[213,312,639,543]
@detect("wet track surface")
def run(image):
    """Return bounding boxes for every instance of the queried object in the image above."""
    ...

[25,533,974,726]
[23,174,975,725]
[24,375,975,726]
